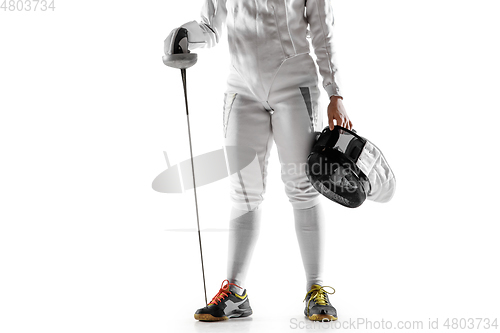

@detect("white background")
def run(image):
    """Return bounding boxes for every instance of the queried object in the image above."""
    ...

[1,0,499,332]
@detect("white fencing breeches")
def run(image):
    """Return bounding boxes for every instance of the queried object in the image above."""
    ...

[223,54,323,212]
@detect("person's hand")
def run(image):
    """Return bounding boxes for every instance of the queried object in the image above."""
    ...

[327,96,352,130]
[164,27,189,57]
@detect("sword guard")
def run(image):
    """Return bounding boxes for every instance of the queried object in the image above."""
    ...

[162,53,198,69]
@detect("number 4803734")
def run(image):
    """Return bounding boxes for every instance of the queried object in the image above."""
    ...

[1,0,55,11]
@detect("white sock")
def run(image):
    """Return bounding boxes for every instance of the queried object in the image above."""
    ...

[226,206,262,291]
[294,203,325,291]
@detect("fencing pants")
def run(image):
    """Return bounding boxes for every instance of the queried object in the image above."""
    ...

[224,54,326,291]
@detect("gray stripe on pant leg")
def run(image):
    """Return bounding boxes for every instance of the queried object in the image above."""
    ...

[299,87,314,131]
[237,170,252,212]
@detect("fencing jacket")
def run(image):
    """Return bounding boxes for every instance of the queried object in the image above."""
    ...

[182,0,342,100]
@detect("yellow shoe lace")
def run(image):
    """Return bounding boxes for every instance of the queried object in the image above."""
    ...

[303,285,336,316]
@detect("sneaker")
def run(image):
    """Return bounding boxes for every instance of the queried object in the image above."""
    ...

[194,279,253,321]
[303,284,337,321]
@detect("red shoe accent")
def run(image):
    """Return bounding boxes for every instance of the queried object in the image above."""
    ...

[208,279,243,305]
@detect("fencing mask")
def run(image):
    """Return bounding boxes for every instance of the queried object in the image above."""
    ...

[306,126,396,208]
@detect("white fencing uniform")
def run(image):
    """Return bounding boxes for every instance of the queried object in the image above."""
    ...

[183,0,342,210]
[176,0,342,290]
